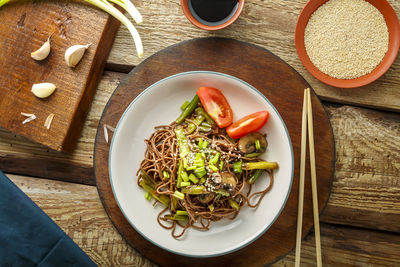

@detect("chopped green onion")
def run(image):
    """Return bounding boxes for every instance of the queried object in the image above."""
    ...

[141,170,156,187]
[209,164,219,172]
[186,114,205,134]
[139,180,170,207]
[162,171,170,179]
[181,185,206,194]
[188,173,199,184]
[180,181,191,187]
[201,122,212,128]
[233,161,242,173]
[176,210,188,216]
[182,171,189,182]
[198,138,204,148]
[195,153,202,160]
[145,192,152,201]
[186,165,197,171]
[200,140,209,149]
[209,152,220,165]
[208,204,215,212]
[175,127,190,158]
[183,158,188,169]
[195,166,205,172]
[194,170,207,178]
[244,152,261,158]
[180,100,190,111]
[198,125,211,132]
[243,161,279,170]
[255,139,261,150]
[177,160,184,188]
[249,169,264,184]
[173,191,185,200]
[171,196,178,211]
[201,152,206,159]
[194,160,204,167]
[229,199,240,210]
[200,177,206,184]
[219,161,224,170]
[214,189,230,196]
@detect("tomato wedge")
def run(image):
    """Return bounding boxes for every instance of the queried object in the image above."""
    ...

[196,87,233,128]
[226,111,270,139]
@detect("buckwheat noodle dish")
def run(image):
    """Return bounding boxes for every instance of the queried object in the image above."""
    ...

[136,86,279,238]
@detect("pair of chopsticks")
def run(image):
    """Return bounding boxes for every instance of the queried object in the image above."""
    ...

[295,88,322,267]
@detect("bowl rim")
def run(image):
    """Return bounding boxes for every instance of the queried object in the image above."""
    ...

[108,70,294,258]
[295,0,400,88]
[180,0,245,31]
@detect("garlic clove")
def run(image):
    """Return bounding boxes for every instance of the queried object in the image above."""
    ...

[31,37,51,61]
[65,44,90,67]
[31,83,56,98]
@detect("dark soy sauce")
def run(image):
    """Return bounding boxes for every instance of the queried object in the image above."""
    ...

[189,0,238,23]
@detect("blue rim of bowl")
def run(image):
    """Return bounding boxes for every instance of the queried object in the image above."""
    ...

[108,70,294,258]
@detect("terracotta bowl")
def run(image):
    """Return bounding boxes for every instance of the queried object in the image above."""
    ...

[180,0,245,31]
[295,0,400,88]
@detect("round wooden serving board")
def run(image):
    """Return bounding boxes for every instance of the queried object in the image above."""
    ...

[94,38,334,267]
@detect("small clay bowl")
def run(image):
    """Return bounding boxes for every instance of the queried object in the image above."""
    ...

[295,0,400,88]
[180,0,245,31]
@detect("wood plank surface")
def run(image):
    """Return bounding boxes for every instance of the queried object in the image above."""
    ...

[8,174,400,267]
[0,1,119,151]
[107,0,400,112]
[94,37,335,267]
[0,71,124,184]
[1,70,399,232]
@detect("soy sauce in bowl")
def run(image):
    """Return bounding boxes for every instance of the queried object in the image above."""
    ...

[189,0,239,25]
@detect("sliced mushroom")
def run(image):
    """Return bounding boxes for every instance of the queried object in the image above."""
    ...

[238,132,267,154]
[219,172,237,192]
[197,193,215,204]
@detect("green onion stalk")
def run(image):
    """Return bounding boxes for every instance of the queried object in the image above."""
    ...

[0,0,143,58]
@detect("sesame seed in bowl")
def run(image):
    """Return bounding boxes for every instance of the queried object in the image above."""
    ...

[295,0,400,88]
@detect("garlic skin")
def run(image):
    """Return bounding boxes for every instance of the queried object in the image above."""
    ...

[31,83,56,98]
[65,44,90,67]
[31,37,51,61]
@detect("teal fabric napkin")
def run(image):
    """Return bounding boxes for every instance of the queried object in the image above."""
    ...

[0,171,97,267]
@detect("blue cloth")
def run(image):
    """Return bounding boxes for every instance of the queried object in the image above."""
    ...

[0,171,97,267]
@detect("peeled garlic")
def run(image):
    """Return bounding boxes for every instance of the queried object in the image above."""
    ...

[31,83,56,98]
[31,37,51,61]
[65,44,90,67]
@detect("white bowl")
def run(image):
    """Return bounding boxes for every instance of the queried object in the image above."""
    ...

[109,71,294,257]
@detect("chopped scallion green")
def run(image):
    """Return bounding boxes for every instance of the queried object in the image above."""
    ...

[162,171,170,179]
[173,191,185,200]
[209,164,219,172]
[180,100,190,111]
[176,210,188,216]
[145,192,152,201]
[255,139,261,150]
[233,161,242,173]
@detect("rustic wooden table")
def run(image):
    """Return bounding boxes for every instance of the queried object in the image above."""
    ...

[1,0,400,266]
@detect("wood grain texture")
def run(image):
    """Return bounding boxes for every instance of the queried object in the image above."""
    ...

[94,38,334,267]
[0,1,120,151]
[0,71,124,184]
[1,70,399,233]
[8,174,400,267]
[107,0,400,112]
[321,105,400,232]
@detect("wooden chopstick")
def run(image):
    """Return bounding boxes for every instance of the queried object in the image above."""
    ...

[307,88,322,267]
[295,88,308,267]
[295,88,322,267]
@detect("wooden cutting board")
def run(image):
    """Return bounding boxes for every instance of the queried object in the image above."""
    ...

[0,1,120,151]
[94,38,335,266]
